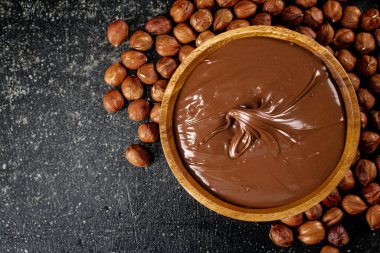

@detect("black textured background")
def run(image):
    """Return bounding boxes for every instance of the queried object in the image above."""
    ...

[1,0,380,252]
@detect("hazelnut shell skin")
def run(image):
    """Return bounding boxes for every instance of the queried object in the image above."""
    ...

[234,1,257,19]
[280,213,304,227]
[138,123,159,143]
[137,63,159,85]
[213,8,233,32]
[103,89,125,113]
[125,144,151,168]
[179,45,195,62]
[129,30,153,51]
[155,35,181,57]
[104,62,127,87]
[366,204,380,230]
[145,16,172,35]
[107,20,129,46]
[121,50,147,70]
[327,224,349,247]
[151,79,168,102]
[269,224,294,248]
[190,9,213,33]
[150,103,161,124]
[170,0,194,23]
[121,76,144,101]
[127,99,150,121]
[297,221,325,245]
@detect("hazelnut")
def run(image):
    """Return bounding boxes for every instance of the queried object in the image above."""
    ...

[335,49,356,72]
[295,26,316,39]
[338,169,355,191]
[355,159,377,186]
[295,0,317,8]
[362,182,380,205]
[342,194,368,215]
[125,144,151,168]
[127,99,150,121]
[323,1,342,23]
[170,0,194,23]
[179,45,195,63]
[316,22,335,46]
[196,30,216,47]
[304,203,323,220]
[366,204,380,230]
[341,6,361,29]
[322,189,341,207]
[227,20,250,31]
[155,35,180,57]
[297,221,325,245]
[322,207,344,227]
[353,149,361,165]
[137,63,159,85]
[303,7,323,29]
[129,30,153,51]
[368,74,380,95]
[347,73,360,90]
[121,76,144,100]
[360,131,380,154]
[355,55,378,77]
[320,245,339,253]
[357,88,376,110]
[281,6,303,27]
[213,8,233,32]
[138,122,159,143]
[104,62,127,87]
[121,50,147,70]
[173,23,196,44]
[234,1,257,19]
[195,0,215,9]
[269,224,294,248]
[360,111,368,129]
[190,9,213,33]
[332,28,355,49]
[103,89,125,113]
[107,20,129,46]
[369,110,380,131]
[262,0,285,16]
[280,213,304,227]
[375,156,380,174]
[325,45,334,55]
[150,103,161,124]
[355,32,375,54]
[151,80,168,102]
[327,224,349,247]
[156,57,178,79]
[251,13,272,26]
[145,16,172,35]
[216,0,239,8]
[251,0,265,3]
[361,9,380,31]
[375,29,380,46]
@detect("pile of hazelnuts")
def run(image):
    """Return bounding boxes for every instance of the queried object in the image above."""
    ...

[101,0,380,251]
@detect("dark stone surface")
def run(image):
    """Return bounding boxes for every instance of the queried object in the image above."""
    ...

[0,0,379,252]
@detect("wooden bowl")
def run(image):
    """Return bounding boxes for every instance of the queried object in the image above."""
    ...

[160,26,360,222]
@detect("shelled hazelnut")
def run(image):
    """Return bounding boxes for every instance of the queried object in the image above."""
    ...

[127,99,150,121]
[251,13,272,26]
[361,9,380,31]
[316,22,334,46]
[338,169,355,191]
[234,1,257,19]
[150,103,161,124]
[121,76,144,101]
[368,74,380,95]
[347,73,360,90]
[327,224,349,247]
[107,20,129,46]
[104,62,127,86]
[322,188,341,207]
[360,131,380,154]
[281,6,304,27]
[280,213,304,227]
[366,204,380,230]
[179,45,195,62]
[355,55,377,77]
[103,89,125,113]
[357,88,376,110]
[196,30,216,47]
[125,144,151,168]
[138,122,159,143]
[121,50,147,70]
[190,9,213,33]
[335,49,356,72]
[304,203,323,220]
[322,207,344,227]
[213,8,233,31]
[145,16,172,35]
[355,32,375,54]
[129,30,153,51]
[170,0,194,23]
[156,57,178,79]
[355,159,377,186]
[216,0,239,8]
[137,63,159,85]
[269,224,294,248]
[195,0,215,9]
[341,194,368,215]
[295,0,316,8]
[362,182,380,205]
[375,29,380,46]
[320,245,339,253]
[341,6,361,29]
[155,35,180,57]
[332,28,355,49]
[297,221,325,245]
[251,0,265,3]
[360,111,368,129]
[303,7,323,29]
[323,1,342,23]
[227,20,250,30]
[370,111,380,131]
[295,26,316,39]
[262,0,285,16]
[151,80,168,102]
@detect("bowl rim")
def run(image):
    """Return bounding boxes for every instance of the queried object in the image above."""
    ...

[160,26,360,222]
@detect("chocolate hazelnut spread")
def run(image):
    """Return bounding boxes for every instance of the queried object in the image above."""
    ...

[174,37,346,208]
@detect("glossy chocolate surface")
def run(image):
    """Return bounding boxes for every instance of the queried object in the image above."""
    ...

[174,37,346,208]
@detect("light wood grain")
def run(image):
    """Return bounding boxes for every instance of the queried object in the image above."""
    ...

[160,26,360,222]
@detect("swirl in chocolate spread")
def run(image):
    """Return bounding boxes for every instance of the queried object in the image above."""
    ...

[174,37,346,208]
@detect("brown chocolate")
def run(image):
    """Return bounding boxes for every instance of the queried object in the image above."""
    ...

[174,37,346,208]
